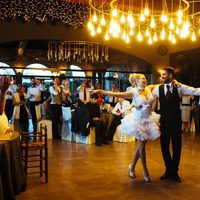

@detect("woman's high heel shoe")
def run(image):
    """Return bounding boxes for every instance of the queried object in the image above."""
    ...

[144,176,151,183]
[128,164,136,178]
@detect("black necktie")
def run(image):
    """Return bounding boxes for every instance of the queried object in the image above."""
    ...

[166,85,172,100]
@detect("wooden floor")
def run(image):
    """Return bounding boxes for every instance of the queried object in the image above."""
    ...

[17,132,200,200]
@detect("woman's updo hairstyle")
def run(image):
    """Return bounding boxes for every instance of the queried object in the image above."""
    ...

[129,73,142,87]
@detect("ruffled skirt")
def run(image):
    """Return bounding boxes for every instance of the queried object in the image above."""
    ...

[119,108,161,141]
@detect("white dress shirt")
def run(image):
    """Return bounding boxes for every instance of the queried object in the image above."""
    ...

[27,84,45,102]
[76,85,93,103]
[6,84,18,100]
[112,100,131,117]
[152,82,200,98]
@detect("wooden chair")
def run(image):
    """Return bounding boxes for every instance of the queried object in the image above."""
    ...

[20,124,48,183]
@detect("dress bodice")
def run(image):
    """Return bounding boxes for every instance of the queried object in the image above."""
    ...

[132,88,154,118]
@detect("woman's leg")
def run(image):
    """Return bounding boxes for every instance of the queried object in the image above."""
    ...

[138,140,150,178]
[131,145,140,172]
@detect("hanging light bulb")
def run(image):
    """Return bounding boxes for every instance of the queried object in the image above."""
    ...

[153,32,158,41]
[120,14,125,23]
[191,32,196,41]
[160,29,166,40]
[104,32,109,40]
[168,31,173,41]
[150,17,156,28]
[129,29,134,36]
[172,35,176,44]
[161,13,168,23]
[125,35,130,43]
[144,2,150,16]
[140,13,145,22]
[92,13,98,22]
[177,10,183,18]
[169,19,175,30]
[148,36,153,44]
[145,28,150,37]
[87,21,93,30]
[112,8,118,17]
[137,31,143,41]
[177,17,182,25]
[91,29,96,36]
[100,16,106,26]
[122,29,126,40]
[97,26,102,33]
[127,13,133,22]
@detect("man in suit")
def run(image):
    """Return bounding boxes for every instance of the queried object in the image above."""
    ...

[152,67,200,183]
[86,93,108,146]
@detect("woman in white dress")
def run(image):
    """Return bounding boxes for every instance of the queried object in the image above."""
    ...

[95,73,160,182]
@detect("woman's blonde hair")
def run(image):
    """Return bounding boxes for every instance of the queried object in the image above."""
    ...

[129,73,143,87]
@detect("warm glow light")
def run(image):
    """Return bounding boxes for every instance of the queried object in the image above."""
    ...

[140,13,145,21]
[101,17,106,26]
[137,31,143,41]
[88,0,200,44]
[120,15,125,23]
[150,17,156,28]
[92,14,97,22]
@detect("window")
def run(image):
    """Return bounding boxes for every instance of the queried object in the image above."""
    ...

[0,62,15,75]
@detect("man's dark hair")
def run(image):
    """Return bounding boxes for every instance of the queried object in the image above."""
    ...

[163,67,175,76]
[91,93,98,100]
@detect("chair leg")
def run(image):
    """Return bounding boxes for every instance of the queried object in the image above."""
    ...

[45,148,48,183]
[40,149,43,177]
[24,148,28,175]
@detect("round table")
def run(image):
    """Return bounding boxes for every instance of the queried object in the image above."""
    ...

[0,132,26,200]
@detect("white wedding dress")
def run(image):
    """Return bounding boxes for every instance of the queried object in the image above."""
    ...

[120,87,160,141]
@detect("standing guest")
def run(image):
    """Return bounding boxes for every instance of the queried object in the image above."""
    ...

[152,67,200,183]
[108,98,131,140]
[27,77,46,132]
[86,93,109,146]
[49,77,64,139]
[95,82,104,106]
[77,80,94,104]
[5,77,18,122]
[0,76,11,136]
[61,79,71,107]
[13,86,29,132]
[95,73,160,182]
[107,83,119,107]
[180,95,194,133]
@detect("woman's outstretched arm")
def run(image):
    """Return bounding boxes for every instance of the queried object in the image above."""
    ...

[94,89,133,99]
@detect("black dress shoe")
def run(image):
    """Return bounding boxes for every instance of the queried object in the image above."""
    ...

[173,174,181,183]
[95,143,102,146]
[102,140,109,145]
[160,173,171,180]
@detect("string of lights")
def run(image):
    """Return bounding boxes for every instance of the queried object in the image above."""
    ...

[0,0,89,28]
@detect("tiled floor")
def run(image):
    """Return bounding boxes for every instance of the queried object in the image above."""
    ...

[17,132,200,200]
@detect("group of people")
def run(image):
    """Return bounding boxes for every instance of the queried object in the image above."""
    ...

[1,66,200,184]
[95,67,200,183]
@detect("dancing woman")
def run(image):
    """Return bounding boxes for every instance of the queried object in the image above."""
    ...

[95,73,160,182]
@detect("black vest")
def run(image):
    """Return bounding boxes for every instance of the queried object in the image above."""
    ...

[159,84,181,123]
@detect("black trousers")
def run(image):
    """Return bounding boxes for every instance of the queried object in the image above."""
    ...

[108,116,122,140]
[5,99,14,121]
[91,120,106,145]
[160,120,182,175]
[29,101,40,132]
[51,104,62,139]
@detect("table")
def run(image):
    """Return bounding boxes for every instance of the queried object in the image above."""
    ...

[0,132,26,200]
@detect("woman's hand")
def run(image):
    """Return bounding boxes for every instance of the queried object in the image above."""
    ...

[172,79,181,87]
[0,76,10,93]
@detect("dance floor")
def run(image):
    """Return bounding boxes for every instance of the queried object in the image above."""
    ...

[17,132,200,200]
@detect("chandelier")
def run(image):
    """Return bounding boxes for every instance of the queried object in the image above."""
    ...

[47,41,109,63]
[87,0,200,45]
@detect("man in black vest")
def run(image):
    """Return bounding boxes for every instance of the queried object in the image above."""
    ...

[153,67,200,183]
